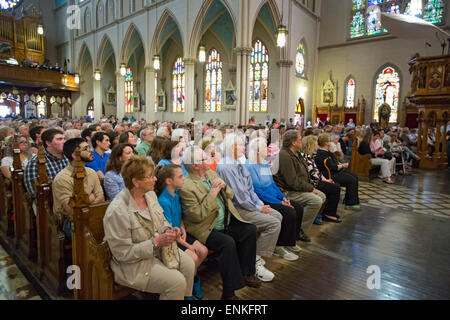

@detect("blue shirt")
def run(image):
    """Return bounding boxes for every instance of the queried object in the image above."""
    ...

[86,149,110,174]
[103,170,125,200]
[216,157,264,212]
[158,189,182,228]
[245,159,286,205]
[158,159,188,176]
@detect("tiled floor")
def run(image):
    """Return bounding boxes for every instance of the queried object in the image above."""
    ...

[0,245,41,300]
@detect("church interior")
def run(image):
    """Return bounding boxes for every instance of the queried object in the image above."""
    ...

[0,0,449,301]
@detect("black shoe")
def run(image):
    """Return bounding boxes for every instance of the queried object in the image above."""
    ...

[322,216,342,223]
[298,230,311,242]
[244,275,262,288]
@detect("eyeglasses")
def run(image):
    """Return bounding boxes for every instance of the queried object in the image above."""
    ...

[80,146,93,152]
[141,173,155,180]
[19,141,28,144]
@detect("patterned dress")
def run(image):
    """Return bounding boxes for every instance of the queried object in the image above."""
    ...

[299,152,322,188]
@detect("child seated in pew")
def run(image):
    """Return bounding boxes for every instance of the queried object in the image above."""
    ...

[154,164,208,300]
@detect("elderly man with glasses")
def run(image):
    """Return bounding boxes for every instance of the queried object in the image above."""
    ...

[179,146,260,300]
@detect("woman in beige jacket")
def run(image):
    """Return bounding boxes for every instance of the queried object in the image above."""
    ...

[103,156,195,300]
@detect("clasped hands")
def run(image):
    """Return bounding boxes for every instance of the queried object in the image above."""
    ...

[153,227,181,247]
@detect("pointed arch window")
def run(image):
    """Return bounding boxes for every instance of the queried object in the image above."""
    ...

[172,57,185,113]
[205,49,223,112]
[125,67,134,113]
[374,66,400,122]
[249,40,269,112]
[345,78,356,108]
[350,0,446,39]
[295,42,306,78]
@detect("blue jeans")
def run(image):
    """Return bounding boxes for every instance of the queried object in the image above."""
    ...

[64,218,72,242]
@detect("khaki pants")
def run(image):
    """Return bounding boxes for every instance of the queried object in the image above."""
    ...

[146,249,195,300]
[236,207,282,258]
[286,190,326,232]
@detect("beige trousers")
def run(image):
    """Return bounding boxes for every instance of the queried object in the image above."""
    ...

[286,190,326,231]
[146,249,195,300]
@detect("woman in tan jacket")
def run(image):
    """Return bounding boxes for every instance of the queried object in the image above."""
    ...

[103,156,195,300]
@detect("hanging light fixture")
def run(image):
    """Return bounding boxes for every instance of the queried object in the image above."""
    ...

[198,44,206,63]
[74,73,80,84]
[37,24,44,35]
[120,63,127,76]
[94,69,102,81]
[276,0,287,48]
[153,55,160,70]
[276,25,287,47]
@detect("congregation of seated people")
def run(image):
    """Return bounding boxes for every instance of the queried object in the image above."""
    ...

[0,114,440,300]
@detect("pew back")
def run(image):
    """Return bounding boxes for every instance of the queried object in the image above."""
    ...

[350,136,373,180]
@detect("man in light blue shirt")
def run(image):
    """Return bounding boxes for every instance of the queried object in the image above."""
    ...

[86,132,110,181]
[216,133,282,283]
[347,118,356,128]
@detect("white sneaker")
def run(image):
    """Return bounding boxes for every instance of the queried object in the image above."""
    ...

[256,255,266,266]
[255,263,275,282]
[274,246,299,261]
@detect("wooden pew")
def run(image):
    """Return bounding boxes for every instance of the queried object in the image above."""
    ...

[0,147,14,240]
[350,136,373,181]
[11,135,37,262]
[34,143,71,296]
[70,149,135,300]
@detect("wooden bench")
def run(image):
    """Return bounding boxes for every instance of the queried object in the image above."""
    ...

[34,143,72,296]
[70,149,136,300]
[11,136,38,263]
[350,136,379,181]
[0,147,14,240]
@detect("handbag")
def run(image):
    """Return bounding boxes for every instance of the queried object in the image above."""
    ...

[133,210,180,270]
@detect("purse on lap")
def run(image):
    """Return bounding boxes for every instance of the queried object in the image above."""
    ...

[133,210,180,270]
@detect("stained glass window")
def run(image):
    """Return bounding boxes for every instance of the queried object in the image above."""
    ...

[0,0,22,10]
[346,78,356,108]
[350,0,446,39]
[125,67,134,113]
[172,57,185,113]
[205,49,223,112]
[386,2,401,13]
[423,0,444,24]
[366,5,382,35]
[353,0,366,10]
[374,66,400,123]
[295,43,306,78]
[249,40,269,113]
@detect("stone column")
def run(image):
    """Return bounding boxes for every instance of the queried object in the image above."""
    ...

[277,59,292,120]
[93,77,103,121]
[184,58,196,123]
[116,71,125,121]
[235,48,252,125]
[144,65,156,123]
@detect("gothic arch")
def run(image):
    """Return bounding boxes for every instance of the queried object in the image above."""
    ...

[371,62,403,122]
[77,42,93,73]
[96,0,105,29]
[343,74,356,107]
[97,34,116,71]
[106,0,115,24]
[150,9,185,56]
[84,7,92,33]
[251,0,281,42]
[121,23,146,65]
[188,0,237,58]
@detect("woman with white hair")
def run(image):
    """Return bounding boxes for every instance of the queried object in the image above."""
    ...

[246,137,311,249]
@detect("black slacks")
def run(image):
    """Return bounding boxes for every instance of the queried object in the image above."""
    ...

[205,215,257,297]
[332,170,359,205]
[264,201,303,246]
[316,180,341,217]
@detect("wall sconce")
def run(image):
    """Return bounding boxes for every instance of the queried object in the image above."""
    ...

[153,55,160,70]
[198,44,206,63]
[74,73,80,84]
[94,70,102,81]
[120,63,127,76]
[37,24,44,35]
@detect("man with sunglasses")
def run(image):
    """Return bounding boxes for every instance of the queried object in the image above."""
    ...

[53,138,104,241]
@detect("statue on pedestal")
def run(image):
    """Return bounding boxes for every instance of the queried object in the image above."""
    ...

[379,93,391,129]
